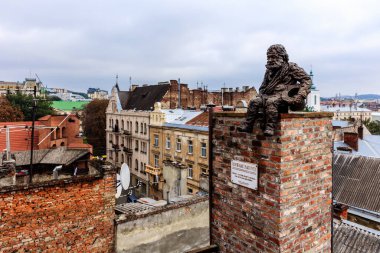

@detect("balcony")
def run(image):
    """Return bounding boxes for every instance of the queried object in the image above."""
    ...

[145,164,162,175]
[123,147,133,154]
[122,130,131,135]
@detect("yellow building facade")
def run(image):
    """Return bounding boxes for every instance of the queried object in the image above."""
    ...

[146,103,209,199]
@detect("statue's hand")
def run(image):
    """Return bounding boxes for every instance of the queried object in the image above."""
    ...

[292,94,305,105]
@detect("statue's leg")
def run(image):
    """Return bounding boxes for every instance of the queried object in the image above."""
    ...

[264,96,281,136]
[238,97,262,133]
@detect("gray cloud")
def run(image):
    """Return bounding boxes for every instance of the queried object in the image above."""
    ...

[0,0,380,96]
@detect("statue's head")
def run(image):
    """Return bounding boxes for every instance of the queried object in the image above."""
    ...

[266,44,288,70]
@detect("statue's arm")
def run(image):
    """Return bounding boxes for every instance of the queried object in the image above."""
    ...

[292,64,312,98]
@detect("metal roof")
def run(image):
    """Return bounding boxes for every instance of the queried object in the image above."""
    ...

[333,154,380,213]
[51,101,89,111]
[332,120,352,128]
[334,135,380,158]
[333,219,380,253]
[161,109,203,124]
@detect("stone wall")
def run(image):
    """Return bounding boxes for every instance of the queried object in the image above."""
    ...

[0,168,115,252]
[116,197,209,253]
[211,112,333,252]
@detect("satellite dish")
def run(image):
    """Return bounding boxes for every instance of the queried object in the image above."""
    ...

[120,163,131,190]
[115,174,122,198]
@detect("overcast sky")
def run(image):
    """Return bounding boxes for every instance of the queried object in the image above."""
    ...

[1,0,379,97]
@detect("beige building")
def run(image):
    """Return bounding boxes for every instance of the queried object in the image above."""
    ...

[321,105,372,121]
[147,103,209,200]
[0,78,43,97]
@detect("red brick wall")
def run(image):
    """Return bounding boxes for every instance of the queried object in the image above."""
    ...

[0,169,115,252]
[211,112,333,252]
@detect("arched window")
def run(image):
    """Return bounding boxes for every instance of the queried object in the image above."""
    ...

[140,122,143,133]
[121,120,124,130]
[135,122,138,133]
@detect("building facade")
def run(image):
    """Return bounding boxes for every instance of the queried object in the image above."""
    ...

[147,103,209,199]
[0,78,43,97]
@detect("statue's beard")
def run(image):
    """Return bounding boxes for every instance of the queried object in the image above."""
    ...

[266,61,283,70]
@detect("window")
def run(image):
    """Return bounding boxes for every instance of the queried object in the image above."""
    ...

[143,163,146,174]
[135,159,138,171]
[188,188,193,194]
[135,122,138,133]
[188,140,193,154]
[144,123,147,134]
[201,143,207,157]
[166,136,171,149]
[141,142,147,154]
[154,154,159,168]
[140,122,143,133]
[140,162,144,172]
[135,140,139,151]
[176,138,181,152]
[109,119,112,129]
[154,134,159,147]
[188,164,193,178]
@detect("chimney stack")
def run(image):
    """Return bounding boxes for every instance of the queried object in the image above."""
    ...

[358,125,364,139]
[344,132,359,151]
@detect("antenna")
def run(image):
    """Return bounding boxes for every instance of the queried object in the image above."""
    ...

[120,163,131,190]
[115,174,122,198]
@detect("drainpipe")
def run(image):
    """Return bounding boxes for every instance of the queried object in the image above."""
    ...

[53,165,63,179]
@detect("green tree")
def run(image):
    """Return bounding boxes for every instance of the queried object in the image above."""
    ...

[83,99,109,156]
[0,99,24,122]
[6,93,54,120]
[364,119,380,135]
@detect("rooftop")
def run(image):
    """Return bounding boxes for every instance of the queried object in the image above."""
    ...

[52,101,89,111]
[333,153,380,213]
[335,135,380,158]
[333,219,380,252]
[321,105,372,112]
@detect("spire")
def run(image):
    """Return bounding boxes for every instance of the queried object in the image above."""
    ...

[309,68,316,90]
[115,74,120,92]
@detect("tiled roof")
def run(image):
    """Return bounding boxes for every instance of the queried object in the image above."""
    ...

[333,154,380,212]
[186,112,209,127]
[124,84,170,110]
[0,122,43,152]
[333,219,380,252]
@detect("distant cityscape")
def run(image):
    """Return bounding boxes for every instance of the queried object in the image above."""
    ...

[1,72,380,252]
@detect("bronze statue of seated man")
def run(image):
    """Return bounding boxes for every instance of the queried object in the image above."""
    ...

[238,44,312,136]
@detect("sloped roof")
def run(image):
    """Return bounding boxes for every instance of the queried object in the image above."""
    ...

[0,122,43,152]
[118,91,129,110]
[334,135,380,158]
[186,112,209,127]
[124,84,170,110]
[333,219,380,252]
[13,147,89,166]
[333,154,380,212]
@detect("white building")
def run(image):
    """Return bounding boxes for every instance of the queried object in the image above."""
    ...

[306,70,321,112]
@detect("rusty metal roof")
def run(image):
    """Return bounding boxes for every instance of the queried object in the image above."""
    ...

[333,219,380,253]
[333,154,380,213]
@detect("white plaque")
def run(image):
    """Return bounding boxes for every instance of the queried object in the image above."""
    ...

[231,160,258,190]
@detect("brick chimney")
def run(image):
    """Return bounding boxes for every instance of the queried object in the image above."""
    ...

[333,204,349,220]
[344,132,359,151]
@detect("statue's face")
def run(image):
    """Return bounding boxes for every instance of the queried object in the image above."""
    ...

[266,52,284,70]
